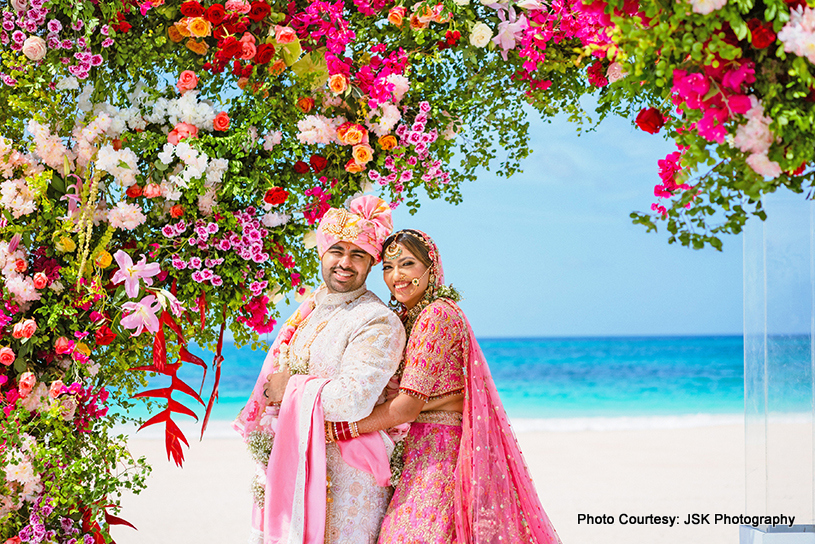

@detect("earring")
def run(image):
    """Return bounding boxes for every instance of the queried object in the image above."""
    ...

[428,273,436,285]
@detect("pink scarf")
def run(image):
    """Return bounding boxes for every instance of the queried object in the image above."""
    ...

[264,375,328,544]
[452,301,562,544]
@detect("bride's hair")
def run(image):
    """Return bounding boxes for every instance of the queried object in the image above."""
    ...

[380,230,432,268]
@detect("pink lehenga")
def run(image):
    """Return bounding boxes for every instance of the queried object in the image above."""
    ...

[378,230,561,544]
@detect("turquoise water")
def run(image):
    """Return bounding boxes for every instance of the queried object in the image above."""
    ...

[130,335,745,423]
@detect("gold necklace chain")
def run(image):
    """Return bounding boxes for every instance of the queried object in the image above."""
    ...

[281,292,362,375]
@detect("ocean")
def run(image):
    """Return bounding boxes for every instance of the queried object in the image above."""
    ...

[131,335,745,433]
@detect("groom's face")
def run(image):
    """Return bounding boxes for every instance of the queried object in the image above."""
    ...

[321,242,373,293]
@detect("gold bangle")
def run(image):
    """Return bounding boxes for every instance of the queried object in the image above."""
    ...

[350,421,359,438]
[325,421,336,443]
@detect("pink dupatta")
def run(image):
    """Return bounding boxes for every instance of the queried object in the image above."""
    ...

[264,375,328,544]
[452,301,561,544]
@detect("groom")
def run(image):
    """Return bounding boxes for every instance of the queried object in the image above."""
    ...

[234,195,405,544]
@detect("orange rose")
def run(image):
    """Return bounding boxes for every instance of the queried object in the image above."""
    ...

[174,19,192,37]
[328,73,347,94]
[336,122,367,145]
[344,159,365,173]
[168,25,184,42]
[213,111,230,131]
[186,38,209,55]
[188,17,212,38]
[388,6,406,26]
[409,13,428,30]
[237,77,250,90]
[269,59,287,77]
[352,144,373,164]
[378,135,398,150]
[170,204,185,218]
[297,97,315,113]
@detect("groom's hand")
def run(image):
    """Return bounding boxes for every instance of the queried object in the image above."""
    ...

[264,369,291,404]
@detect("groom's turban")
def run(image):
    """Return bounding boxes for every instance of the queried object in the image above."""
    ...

[316,195,393,263]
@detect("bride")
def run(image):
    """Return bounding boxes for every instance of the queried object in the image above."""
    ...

[327,229,562,543]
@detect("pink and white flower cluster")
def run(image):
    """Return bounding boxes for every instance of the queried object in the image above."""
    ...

[734,97,781,178]
[0,1,112,85]
[0,240,40,305]
[778,6,815,64]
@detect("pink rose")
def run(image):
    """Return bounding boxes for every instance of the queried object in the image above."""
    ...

[176,70,198,94]
[274,25,296,44]
[225,0,251,13]
[213,111,230,131]
[143,182,162,198]
[12,322,25,339]
[18,372,36,398]
[240,41,257,60]
[0,347,15,366]
[10,0,26,12]
[167,122,199,145]
[60,395,78,420]
[240,32,256,45]
[22,36,46,61]
[20,318,36,338]
[33,272,47,289]
[55,336,73,354]
[49,380,65,399]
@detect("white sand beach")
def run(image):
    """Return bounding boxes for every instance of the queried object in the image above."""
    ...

[111,419,745,544]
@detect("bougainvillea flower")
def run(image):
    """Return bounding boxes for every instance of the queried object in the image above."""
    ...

[111,250,162,299]
[121,295,162,336]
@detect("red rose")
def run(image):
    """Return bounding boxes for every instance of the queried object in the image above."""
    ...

[264,187,289,206]
[170,204,185,218]
[180,0,205,17]
[635,107,665,134]
[747,19,776,49]
[126,184,143,198]
[213,111,230,131]
[293,161,310,174]
[255,43,276,65]
[248,1,271,21]
[95,324,117,346]
[310,155,328,174]
[219,36,243,60]
[205,4,226,25]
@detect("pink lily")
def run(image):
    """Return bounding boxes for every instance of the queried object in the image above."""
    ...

[111,250,162,299]
[120,295,162,336]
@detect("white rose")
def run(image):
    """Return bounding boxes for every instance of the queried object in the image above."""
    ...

[303,230,317,249]
[22,36,46,61]
[453,0,470,4]
[469,23,493,48]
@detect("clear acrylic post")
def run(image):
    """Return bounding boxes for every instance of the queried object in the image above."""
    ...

[741,189,815,543]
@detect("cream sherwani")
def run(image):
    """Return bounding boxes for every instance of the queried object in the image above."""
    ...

[284,283,405,543]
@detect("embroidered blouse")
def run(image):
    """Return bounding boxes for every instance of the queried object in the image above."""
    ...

[399,299,466,402]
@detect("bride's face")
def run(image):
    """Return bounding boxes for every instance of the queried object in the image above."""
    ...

[382,243,430,310]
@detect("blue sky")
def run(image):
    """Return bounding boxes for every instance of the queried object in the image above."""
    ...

[270,108,745,338]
